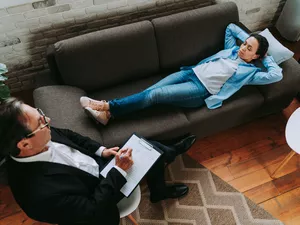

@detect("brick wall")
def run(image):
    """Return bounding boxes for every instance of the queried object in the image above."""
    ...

[0,0,286,93]
[215,0,286,31]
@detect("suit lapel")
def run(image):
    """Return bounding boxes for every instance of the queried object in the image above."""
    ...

[50,127,93,156]
[49,127,107,174]
[50,127,78,148]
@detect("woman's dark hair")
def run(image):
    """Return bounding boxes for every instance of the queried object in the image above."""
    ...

[0,98,31,157]
[249,33,269,59]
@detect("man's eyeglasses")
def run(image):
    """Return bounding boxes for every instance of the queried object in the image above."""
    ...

[26,108,50,138]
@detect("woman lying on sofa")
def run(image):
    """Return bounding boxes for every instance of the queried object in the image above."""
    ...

[80,23,283,125]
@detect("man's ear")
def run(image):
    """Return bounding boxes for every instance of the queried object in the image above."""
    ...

[17,139,32,152]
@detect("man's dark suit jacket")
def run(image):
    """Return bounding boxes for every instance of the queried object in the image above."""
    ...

[7,127,126,225]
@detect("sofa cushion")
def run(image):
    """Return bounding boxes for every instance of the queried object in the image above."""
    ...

[33,86,103,143]
[54,21,159,91]
[88,75,190,146]
[152,2,239,71]
[184,86,264,138]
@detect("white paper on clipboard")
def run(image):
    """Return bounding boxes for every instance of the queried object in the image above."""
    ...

[100,134,161,197]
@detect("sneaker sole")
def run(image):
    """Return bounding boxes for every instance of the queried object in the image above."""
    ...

[84,108,101,125]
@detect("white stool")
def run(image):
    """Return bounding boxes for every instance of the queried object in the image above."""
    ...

[271,107,300,178]
[117,185,141,225]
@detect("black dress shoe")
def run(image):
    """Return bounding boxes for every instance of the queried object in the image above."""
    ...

[173,134,196,155]
[150,184,189,203]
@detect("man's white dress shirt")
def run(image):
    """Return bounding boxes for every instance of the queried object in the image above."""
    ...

[11,141,127,178]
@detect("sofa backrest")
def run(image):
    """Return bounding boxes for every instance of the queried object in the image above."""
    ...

[152,2,239,71]
[52,21,159,91]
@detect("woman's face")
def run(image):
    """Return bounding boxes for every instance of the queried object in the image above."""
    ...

[238,36,260,62]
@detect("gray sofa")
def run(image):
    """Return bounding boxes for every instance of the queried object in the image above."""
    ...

[34,2,300,147]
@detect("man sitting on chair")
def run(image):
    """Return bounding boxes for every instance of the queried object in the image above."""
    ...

[0,97,196,225]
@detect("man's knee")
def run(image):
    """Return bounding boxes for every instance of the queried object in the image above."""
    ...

[149,140,177,164]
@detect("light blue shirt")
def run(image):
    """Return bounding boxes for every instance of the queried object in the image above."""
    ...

[181,23,283,109]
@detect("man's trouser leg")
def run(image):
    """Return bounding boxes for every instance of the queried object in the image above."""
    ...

[146,141,177,194]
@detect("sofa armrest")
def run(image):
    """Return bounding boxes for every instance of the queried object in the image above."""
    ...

[46,45,65,85]
[236,22,252,33]
[279,57,300,94]
[256,57,300,109]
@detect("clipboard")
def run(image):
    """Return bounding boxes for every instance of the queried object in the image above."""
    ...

[100,133,163,197]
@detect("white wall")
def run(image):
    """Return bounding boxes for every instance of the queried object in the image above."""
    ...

[215,0,285,31]
[0,0,35,9]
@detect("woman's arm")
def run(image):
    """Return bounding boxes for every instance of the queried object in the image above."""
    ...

[224,23,250,49]
[248,56,283,85]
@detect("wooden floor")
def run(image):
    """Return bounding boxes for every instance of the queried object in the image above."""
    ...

[187,99,300,225]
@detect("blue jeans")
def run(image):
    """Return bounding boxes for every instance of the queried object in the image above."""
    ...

[109,70,210,117]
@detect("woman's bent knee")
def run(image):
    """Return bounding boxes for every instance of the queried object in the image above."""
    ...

[147,88,165,105]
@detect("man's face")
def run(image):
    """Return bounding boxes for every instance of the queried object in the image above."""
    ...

[238,36,260,62]
[17,104,51,156]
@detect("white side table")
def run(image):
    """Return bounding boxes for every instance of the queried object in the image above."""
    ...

[271,108,300,178]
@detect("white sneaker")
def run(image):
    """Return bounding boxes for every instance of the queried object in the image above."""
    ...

[80,96,107,111]
[84,107,110,125]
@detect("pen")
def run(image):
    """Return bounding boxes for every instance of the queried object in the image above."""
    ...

[119,149,128,159]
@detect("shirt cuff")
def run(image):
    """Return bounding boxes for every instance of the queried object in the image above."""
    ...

[114,166,127,178]
[95,146,106,157]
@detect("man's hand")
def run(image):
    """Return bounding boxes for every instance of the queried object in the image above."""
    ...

[115,148,133,171]
[102,147,119,158]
